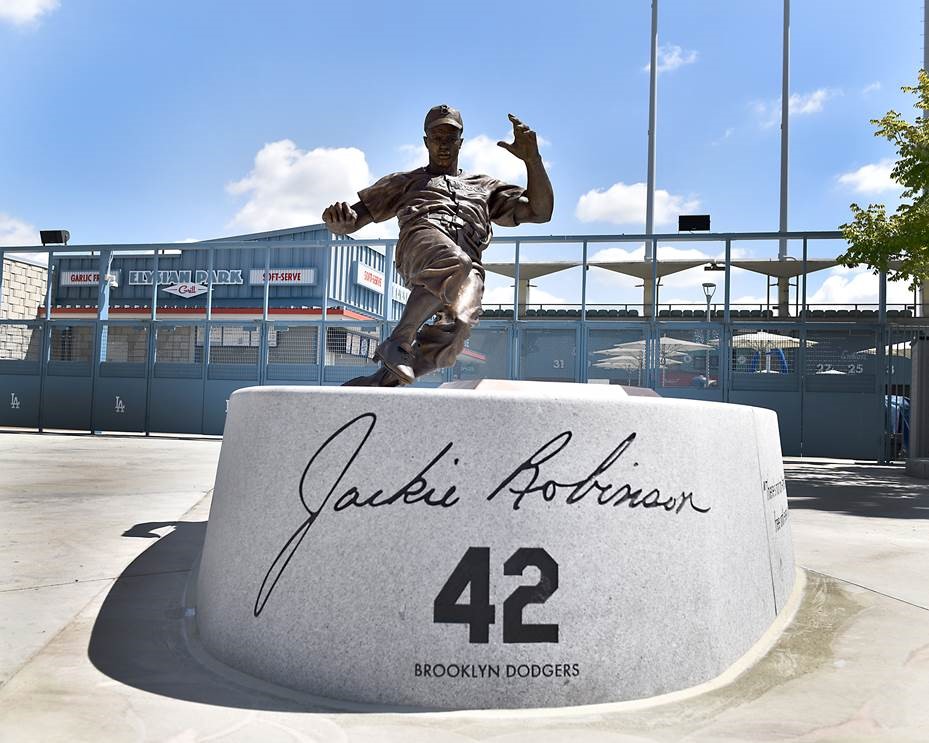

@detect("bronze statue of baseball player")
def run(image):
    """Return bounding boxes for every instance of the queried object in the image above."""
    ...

[322,105,553,386]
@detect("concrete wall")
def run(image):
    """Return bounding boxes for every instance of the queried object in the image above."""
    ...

[1,255,46,321]
[1,256,47,362]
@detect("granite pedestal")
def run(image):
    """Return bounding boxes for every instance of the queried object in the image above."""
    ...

[194,381,795,709]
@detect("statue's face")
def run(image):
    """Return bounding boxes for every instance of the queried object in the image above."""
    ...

[424,123,463,169]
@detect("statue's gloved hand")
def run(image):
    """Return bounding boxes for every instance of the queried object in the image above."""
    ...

[497,114,541,163]
[322,201,358,235]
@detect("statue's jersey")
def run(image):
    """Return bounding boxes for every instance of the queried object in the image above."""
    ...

[358,167,526,262]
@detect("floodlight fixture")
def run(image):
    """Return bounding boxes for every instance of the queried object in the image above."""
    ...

[40,230,70,246]
[704,260,725,272]
[679,215,710,232]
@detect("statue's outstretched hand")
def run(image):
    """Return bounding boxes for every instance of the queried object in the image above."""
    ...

[322,201,357,235]
[497,114,541,162]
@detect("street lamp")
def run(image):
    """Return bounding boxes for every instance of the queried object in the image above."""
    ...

[702,282,716,319]
[702,282,716,387]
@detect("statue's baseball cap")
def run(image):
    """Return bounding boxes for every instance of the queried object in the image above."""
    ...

[424,104,463,132]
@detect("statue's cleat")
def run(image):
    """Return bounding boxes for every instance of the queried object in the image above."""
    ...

[342,367,406,387]
[374,339,416,384]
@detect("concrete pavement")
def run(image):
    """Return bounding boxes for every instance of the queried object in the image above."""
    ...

[1,434,928,742]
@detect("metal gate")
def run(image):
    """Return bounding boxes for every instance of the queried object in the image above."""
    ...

[801,325,883,460]
[93,321,149,432]
[43,321,95,431]
[882,325,928,461]
[0,321,43,429]
[148,322,204,434]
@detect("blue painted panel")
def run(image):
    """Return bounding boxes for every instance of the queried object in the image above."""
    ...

[451,325,510,381]
[658,387,724,403]
[266,364,320,382]
[42,375,93,431]
[149,378,203,433]
[207,364,258,381]
[47,361,93,377]
[518,326,578,382]
[99,362,146,378]
[802,392,883,460]
[729,391,801,456]
[154,363,202,379]
[0,373,41,428]
[323,362,380,385]
[730,373,799,392]
[93,377,147,432]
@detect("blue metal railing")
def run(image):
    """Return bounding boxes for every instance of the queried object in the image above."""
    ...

[0,230,923,461]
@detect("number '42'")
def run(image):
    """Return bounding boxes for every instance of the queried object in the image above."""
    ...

[433,547,559,644]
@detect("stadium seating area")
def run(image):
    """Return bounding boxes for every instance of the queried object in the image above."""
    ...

[479,308,913,320]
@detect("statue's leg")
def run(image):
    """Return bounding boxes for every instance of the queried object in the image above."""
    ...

[373,286,442,383]
[411,266,484,377]
[376,249,474,384]
[342,366,408,387]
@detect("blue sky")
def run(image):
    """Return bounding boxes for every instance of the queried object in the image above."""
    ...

[0,0,923,309]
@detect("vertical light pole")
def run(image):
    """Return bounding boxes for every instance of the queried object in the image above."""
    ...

[645,0,659,318]
[703,282,716,386]
[777,0,791,317]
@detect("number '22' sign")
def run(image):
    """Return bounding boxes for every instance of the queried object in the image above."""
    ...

[433,547,559,644]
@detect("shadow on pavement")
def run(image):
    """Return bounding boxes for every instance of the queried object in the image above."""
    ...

[786,462,929,520]
[88,521,335,712]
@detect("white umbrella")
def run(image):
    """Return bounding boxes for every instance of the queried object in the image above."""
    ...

[592,354,642,369]
[862,341,912,358]
[593,355,682,370]
[726,330,814,351]
[595,336,713,355]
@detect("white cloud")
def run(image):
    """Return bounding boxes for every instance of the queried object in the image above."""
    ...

[711,127,735,147]
[0,212,37,246]
[462,134,536,184]
[575,182,700,227]
[808,265,912,308]
[862,81,881,95]
[0,213,49,264]
[643,44,699,73]
[397,131,551,185]
[789,89,832,115]
[481,285,567,309]
[226,139,396,239]
[752,88,837,128]
[230,131,554,241]
[398,143,427,171]
[837,158,899,195]
[729,294,769,306]
[0,0,59,26]
[587,244,756,298]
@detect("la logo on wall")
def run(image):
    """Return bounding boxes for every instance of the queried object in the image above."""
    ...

[163,282,209,298]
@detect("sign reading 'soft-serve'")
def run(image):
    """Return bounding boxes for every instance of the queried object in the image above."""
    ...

[353,261,412,302]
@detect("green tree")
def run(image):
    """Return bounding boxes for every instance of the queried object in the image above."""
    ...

[839,70,929,290]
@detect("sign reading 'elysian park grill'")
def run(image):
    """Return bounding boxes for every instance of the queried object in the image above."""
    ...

[129,270,245,286]
[195,383,796,710]
[126,268,319,286]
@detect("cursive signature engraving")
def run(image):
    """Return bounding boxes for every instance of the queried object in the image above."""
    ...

[487,431,710,515]
[254,412,458,616]
[254,416,709,617]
